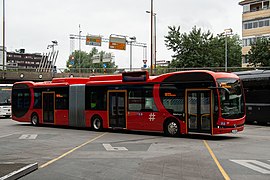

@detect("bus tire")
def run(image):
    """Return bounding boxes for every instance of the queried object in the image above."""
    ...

[31,113,39,126]
[164,119,180,137]
[91,116,103,131]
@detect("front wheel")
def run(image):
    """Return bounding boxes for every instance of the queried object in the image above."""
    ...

[31,114,39,126]
[164,119,180,137]
[91,116,103,131]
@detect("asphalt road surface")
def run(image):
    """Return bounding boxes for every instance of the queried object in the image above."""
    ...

[0,118,269,180]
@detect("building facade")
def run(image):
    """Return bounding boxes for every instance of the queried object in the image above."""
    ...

[7,50,43,70]
[6,49,58,72]
[239,0,270,67]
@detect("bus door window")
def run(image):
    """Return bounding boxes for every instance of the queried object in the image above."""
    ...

[186,90,212,133]
[43,92,55,124]
[200,92,211,131]
[188,92,198,129]
[108,91,126,128]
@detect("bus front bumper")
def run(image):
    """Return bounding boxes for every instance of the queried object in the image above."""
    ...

[213,124,244,135]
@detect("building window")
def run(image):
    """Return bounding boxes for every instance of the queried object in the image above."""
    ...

[243,4,250,13]
[259,20,264,27]
[248,22,253,29]
[243,56,249,64]
[242,36,270,47]
[243,18,270,30]
[265,19,269,26]
[253,21,258,28]
[263,1,269,9]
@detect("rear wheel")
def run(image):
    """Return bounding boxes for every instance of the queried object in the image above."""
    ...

[164,119,180,137]
[92,116,103,131]
[31,114,39,126]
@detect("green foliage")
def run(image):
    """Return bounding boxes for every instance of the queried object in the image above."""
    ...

[66,47,117,69]
[164,26,242,68]
[248,38,270,67]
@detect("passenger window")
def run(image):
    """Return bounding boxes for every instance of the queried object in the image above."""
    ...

[160,84,184,114]
[128,86,157,112]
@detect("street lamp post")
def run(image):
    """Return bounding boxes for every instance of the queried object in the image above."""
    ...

[79,24,82,74]
[47,40,58,52]
[153,13,157,70]
[150,0,153,75]
[146,0,156,75]
[225,34,228,72]
[224,28,233,72]
[129,36,136,71]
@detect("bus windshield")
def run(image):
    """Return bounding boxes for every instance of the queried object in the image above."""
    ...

[0,86,12,105]
[217,78,244,119]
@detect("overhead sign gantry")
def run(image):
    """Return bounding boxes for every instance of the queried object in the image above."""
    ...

[109,35,126,50]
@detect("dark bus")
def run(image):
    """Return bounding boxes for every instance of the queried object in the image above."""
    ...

[235,70,270,124]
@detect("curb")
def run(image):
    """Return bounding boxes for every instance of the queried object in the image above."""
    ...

[0,163,38,180]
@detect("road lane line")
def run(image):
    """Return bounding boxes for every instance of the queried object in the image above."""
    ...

[0,131,24,139]
[40,132,107,169]
[203,140,230,180]
[0,134,14,139]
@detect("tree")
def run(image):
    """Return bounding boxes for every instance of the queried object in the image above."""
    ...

[248,38,270,67]
[164,26,242,68]
[66,47,117,69]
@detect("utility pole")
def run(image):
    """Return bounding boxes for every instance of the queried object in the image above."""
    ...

[129,36,136,71]
[2,0,6,70]
[153,13,157,70]
[225,34,228,72]
[150,0,153,75]
[79,24,82,74]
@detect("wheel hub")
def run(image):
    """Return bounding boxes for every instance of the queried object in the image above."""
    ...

[168,122,178,135]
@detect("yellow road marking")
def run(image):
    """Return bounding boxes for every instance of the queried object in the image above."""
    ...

[40,132,107,169]
[203,140,231,180]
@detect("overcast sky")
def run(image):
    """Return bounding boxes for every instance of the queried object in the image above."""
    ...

[1,0,243,69]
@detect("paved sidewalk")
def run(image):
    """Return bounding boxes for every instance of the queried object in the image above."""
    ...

[0,163,38,180]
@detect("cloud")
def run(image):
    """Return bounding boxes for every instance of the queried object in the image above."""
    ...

[1,0,243,69]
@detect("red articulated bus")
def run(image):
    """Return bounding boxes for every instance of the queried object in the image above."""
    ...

[11,70,245,136]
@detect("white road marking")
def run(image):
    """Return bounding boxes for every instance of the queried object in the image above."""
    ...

[230,160,270,174]
[0,134,14,139]
[103,143,128,151]
[19,134,38,140]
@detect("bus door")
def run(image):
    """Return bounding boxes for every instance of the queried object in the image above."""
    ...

[42,92,55,124]
[185,89,212,134]
[108,90,127,128]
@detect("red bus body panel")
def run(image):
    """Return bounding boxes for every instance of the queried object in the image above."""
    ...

[12,70,245,135]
